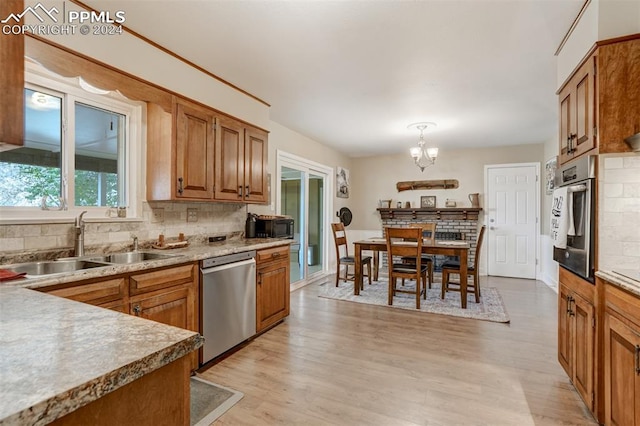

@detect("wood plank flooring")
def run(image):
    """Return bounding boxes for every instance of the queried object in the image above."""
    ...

[199,275,597,425]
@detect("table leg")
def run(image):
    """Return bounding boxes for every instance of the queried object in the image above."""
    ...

[354,245,362,296]
[460,247,468,309]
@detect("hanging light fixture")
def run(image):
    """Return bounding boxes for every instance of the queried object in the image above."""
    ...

[408,122,438,172]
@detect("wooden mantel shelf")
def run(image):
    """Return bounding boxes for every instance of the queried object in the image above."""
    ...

[377,207,482,221]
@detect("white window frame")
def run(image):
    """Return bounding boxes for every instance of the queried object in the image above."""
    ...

[0,62,144,224]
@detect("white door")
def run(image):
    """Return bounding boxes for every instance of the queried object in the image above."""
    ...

[485,164,539,279]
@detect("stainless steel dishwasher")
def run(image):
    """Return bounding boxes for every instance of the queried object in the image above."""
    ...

[201,250,256,364]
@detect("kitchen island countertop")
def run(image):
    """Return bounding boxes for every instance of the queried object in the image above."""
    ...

[0,285,203,425]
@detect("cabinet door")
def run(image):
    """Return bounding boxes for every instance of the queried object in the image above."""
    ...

[572,60,595,158]
[244,127,268,203]
[214,115,245,201]
[131,286,195,331]
[572,292,595,411]
[0,0,24,147]
[558,284,572,376]
[605,313,640,426]
[175,100,214,199]
[559,86,573,164]
[256,260,290,332]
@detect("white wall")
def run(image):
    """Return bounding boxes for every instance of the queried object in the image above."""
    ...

[349,144,545,231]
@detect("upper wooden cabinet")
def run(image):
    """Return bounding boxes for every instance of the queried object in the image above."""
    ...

[558,36,640,163]
[147,97,268,203]
[0,0,24,148]
[175,100,215,199]
[559,58,595,164]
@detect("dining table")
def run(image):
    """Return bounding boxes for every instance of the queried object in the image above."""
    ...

[353,237,472,308]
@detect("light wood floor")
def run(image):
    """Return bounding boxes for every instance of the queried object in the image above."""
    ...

[199,275,597,425]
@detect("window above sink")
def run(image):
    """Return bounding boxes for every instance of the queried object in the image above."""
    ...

[0,60,144,224]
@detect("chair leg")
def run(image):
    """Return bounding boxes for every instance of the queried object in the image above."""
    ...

[427,262,433,289]
[415,275,420,309]
[422,270,427,300]
[388,276,394,305]
[335,262,340,287]
[473,273,480,303]
[441,269,449,299]
[367,261,372,285]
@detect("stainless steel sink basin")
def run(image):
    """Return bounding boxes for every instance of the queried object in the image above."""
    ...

[90,251,177,264]
[5,260,111,276]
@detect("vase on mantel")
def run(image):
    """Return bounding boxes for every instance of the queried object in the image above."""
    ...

[468,193,480,208]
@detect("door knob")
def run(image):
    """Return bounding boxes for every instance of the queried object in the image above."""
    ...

[490,226,495,230]
[489,218,495,223]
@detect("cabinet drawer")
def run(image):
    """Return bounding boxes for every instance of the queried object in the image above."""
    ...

[43,278,126,305]
[256,245,289,264]
[130,264,196,296]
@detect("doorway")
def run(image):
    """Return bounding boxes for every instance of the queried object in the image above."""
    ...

[484,163,540,279]
[277,151,332,286]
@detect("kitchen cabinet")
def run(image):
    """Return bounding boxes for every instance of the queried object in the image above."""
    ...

[41,276,127,308]
[558,36,640,161]
[558,268,596,413]
[175,99,215,199]
[256,245,290,333]
[214,116,268,203]
[38,262,199,370]
[147,97,268,203]
[603,281,640,426]
[559,56,595,164]
[0,0,24,148]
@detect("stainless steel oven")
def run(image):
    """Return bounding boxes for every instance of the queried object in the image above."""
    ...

[553,155,596,282]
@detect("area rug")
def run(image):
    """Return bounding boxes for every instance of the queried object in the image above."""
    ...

[190,376,243,426]
[319,279,510,323]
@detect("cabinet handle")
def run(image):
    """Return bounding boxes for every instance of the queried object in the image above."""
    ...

[272,252,280,258]
[566,295,574,316]
[133,304,142,316]
[635,345,640,375]
[178,177,184,194]
[238,186,243,197]
[245,185,250,197]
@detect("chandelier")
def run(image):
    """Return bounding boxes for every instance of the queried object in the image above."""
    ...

[408,122,438,172]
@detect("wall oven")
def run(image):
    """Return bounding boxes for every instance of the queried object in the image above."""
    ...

[553,155,596,282]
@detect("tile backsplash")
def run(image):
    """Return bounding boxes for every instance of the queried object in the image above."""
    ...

[599,154,640,271]
[0,201,247,263]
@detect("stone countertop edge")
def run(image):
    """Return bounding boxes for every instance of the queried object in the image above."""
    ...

[596,270,640,298]
[0,286,203,425]
[5,238,293,290]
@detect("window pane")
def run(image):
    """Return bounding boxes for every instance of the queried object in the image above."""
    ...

[0,89,62,207]
[74,102,125,207]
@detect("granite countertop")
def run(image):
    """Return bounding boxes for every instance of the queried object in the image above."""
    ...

[4,237,292,290]
[0,286,203,425]
[596,270,640,298]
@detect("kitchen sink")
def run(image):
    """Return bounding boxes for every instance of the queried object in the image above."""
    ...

[89,251,177,264]
[4,260,111,276]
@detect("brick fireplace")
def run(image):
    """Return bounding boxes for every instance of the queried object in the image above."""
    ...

[377,207,482,270]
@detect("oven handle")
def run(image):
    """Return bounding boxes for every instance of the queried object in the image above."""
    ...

[567,184,588,193]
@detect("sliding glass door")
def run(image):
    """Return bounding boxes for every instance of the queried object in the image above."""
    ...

[277,152,332,286]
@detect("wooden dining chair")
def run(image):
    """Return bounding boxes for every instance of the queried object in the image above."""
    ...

[331,222,372,288]
[441,225,486,303]
[386,227,429,309]
[401,222,436,289]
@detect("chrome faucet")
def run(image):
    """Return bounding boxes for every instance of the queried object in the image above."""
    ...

[132,235,139,252]
[74,211,87,257]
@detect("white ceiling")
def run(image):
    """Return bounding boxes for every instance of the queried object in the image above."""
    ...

[84,0,585,158]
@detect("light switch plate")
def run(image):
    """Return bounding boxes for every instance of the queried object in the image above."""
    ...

[151,208,164,223]
[187,208,198,222]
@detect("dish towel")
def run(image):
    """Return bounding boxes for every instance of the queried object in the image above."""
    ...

[551,187,569,249]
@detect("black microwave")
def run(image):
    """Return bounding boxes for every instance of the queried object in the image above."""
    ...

[246,214,294,239]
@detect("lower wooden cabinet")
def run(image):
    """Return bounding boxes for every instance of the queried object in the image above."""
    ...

[256,245,290,333]
[558,268,596,413]
[603,282,640,426]
[38,262,199,370]
[130,286,195,332]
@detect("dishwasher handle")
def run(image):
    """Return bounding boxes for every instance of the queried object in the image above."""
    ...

[201,250,255,269]
[201,257,255,275]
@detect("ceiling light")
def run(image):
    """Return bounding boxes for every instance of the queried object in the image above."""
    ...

[408,122,438,172]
